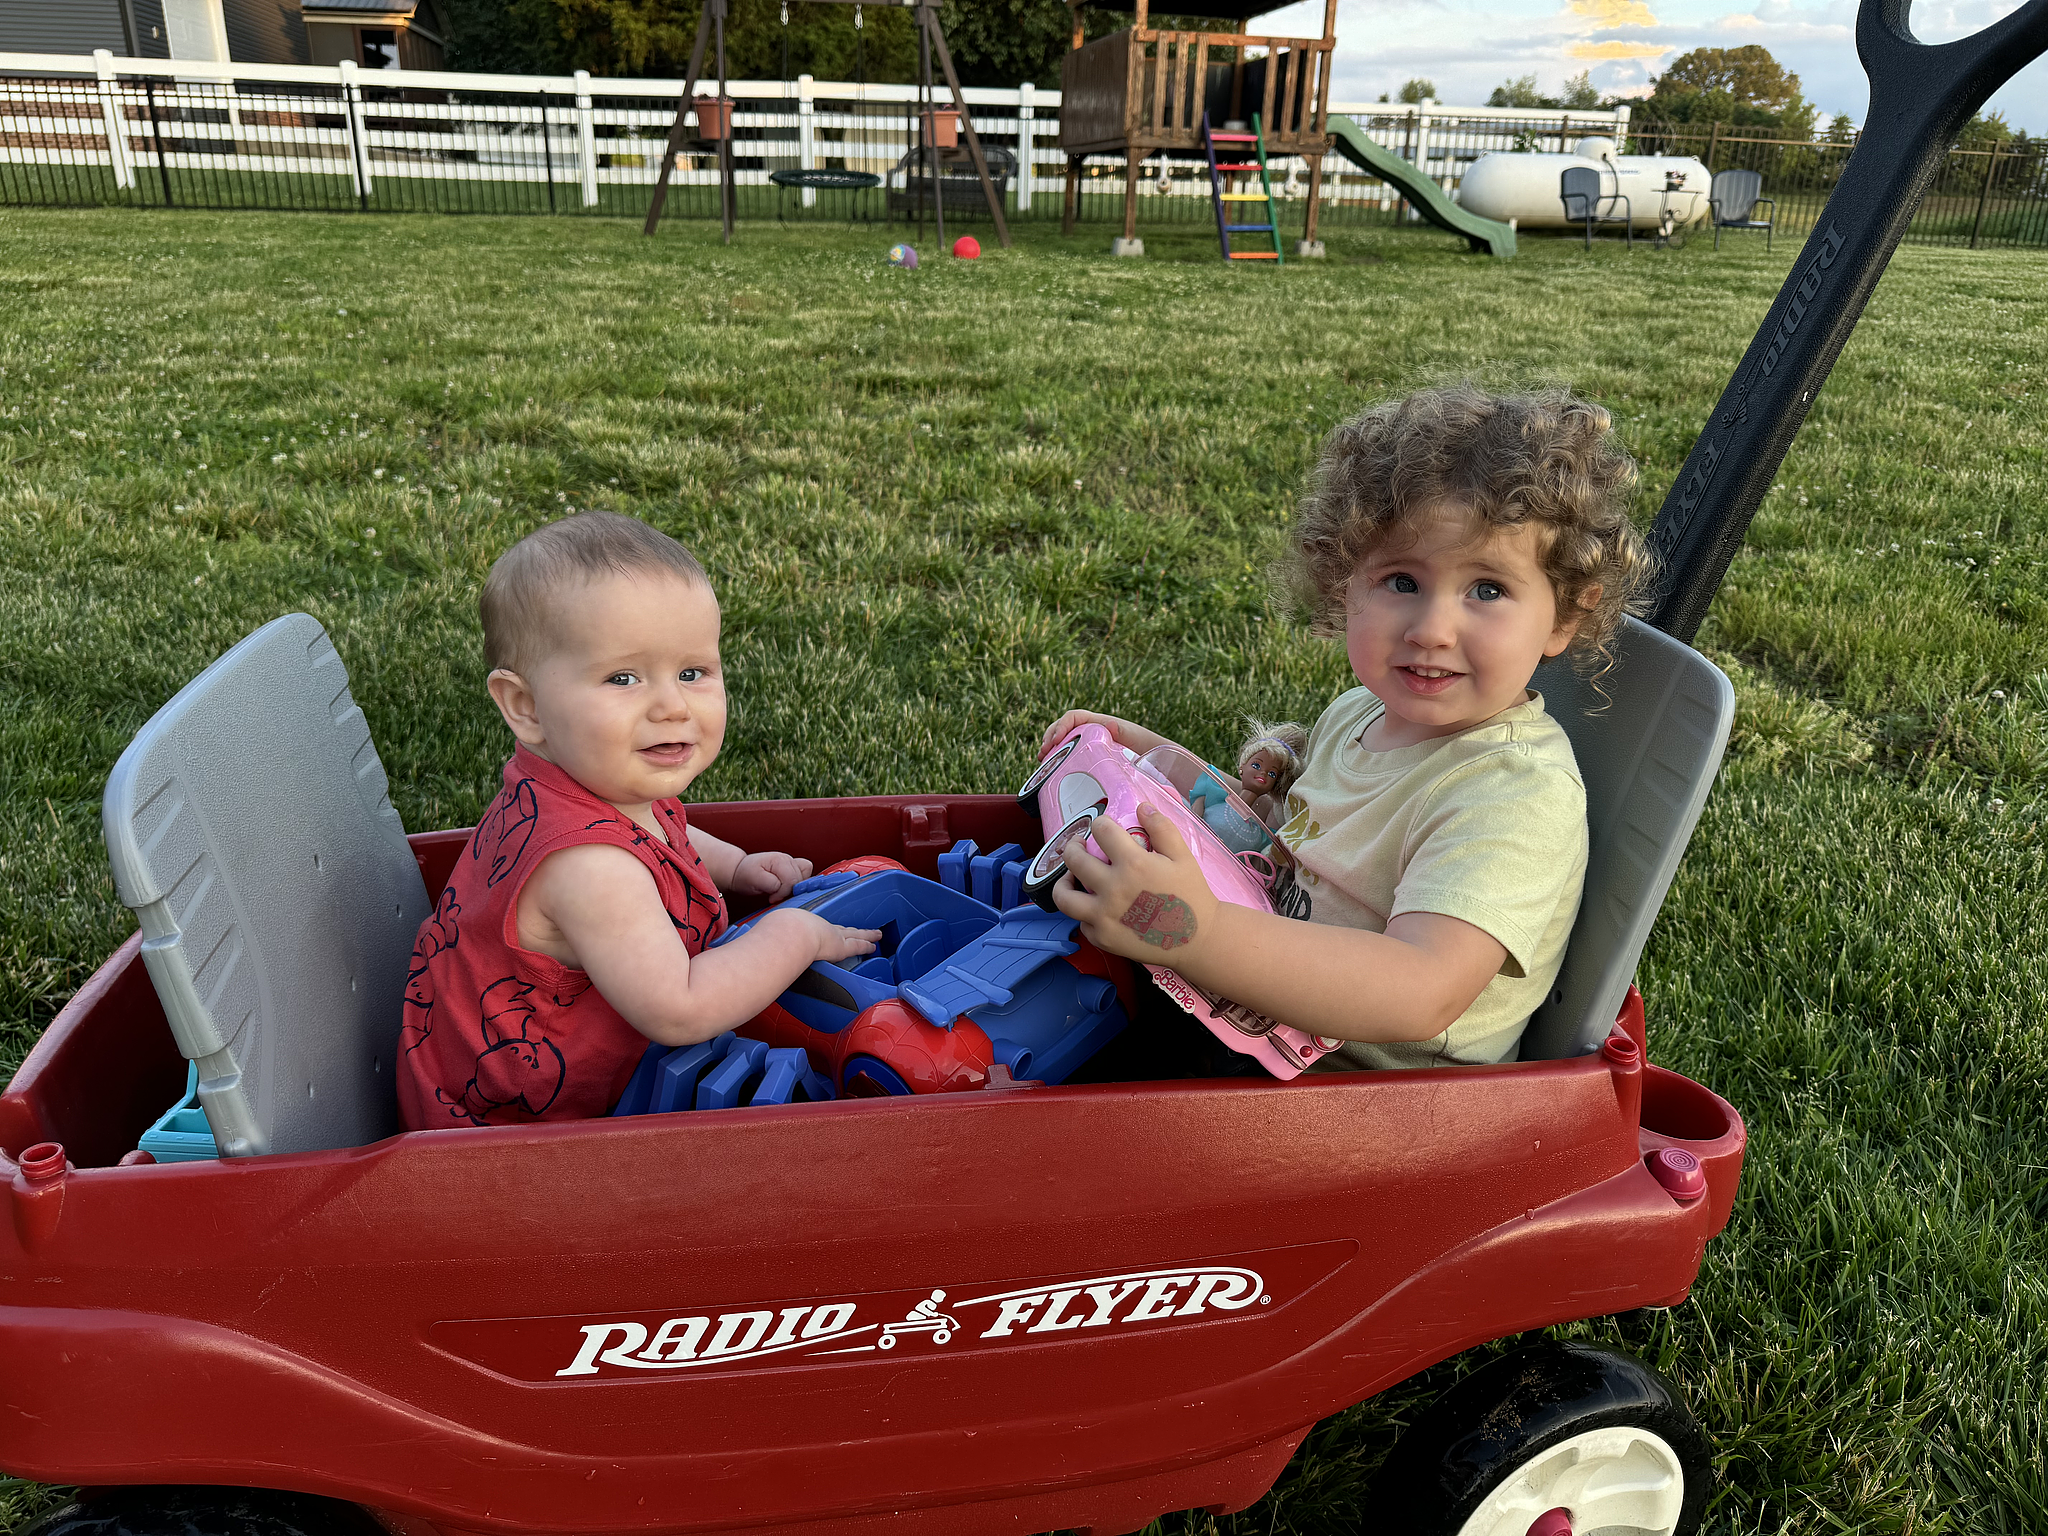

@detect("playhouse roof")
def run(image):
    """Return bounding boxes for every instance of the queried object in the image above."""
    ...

[1084,0,1315,20]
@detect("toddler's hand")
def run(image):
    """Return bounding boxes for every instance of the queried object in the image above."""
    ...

[731,850,813,902]
[1052,803,1219,968]
[1038,710,1167,759]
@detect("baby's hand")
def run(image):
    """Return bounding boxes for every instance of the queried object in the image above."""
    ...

[730,850,813,902]
[1039,710,1168,759]
[759,906,881,965]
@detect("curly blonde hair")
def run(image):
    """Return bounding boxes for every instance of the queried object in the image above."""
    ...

[1276,384,1656,672]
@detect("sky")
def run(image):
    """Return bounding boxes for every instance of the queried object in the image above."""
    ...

[1255,0,2046,132]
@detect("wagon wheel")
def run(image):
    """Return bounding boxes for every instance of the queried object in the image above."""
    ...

[1370,1342,1711,1536]
[21,1487,385,1536]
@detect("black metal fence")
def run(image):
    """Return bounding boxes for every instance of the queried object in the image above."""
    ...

[1627,121,2048,249]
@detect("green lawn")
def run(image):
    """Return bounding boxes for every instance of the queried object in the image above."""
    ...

[1,207,2043,1535]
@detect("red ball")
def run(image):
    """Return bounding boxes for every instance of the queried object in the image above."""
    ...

[951,235,981,260]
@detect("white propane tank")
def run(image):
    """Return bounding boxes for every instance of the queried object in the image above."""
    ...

[1459,137,1712,233]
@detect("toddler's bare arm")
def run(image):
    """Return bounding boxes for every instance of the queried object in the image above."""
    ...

[1054,805,1502,1045]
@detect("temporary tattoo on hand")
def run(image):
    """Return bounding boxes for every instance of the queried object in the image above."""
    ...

[1120,891,1196,951]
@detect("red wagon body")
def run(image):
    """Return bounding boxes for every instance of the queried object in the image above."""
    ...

[0,796,1743,1536]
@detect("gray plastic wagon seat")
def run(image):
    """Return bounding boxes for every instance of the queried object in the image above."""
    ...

[1519,617,1735,1061]
[103,613,430,1157]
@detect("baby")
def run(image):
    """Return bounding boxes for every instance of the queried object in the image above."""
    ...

[1041,384,1653,1070]
[398,512,878,1129]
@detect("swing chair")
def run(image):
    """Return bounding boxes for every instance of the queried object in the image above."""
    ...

[769,2,885,225]
[644,0,1012,250]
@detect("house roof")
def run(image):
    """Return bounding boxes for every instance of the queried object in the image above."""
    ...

[300,1,419,15]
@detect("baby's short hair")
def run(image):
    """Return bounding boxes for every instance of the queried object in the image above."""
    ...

[1277,384,1655,671]
[481,511,709,675]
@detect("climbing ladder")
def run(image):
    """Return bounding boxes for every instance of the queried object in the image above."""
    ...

[1204,112,1284,266]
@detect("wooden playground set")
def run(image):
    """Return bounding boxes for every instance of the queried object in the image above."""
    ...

[638,0,1513,263]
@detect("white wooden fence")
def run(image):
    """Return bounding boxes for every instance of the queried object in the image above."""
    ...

[0,49,1633,217]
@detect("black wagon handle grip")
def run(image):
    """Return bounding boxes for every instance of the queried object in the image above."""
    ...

[1644,0,2048,644]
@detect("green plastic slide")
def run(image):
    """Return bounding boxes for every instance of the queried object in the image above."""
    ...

[1326,115,1516,259]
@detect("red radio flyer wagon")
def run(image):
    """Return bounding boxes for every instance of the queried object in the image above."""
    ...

[2,5,2041,1534]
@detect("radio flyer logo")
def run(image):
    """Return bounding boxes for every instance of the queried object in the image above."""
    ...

[427,1243,1353,1383]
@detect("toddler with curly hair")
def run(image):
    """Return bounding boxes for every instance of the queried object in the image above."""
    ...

[1040,384,1655,1069]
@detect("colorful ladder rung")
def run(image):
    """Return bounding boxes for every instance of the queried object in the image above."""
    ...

[1203,110,1284,268]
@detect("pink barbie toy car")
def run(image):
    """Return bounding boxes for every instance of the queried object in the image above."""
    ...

[1017,723,1339,1077]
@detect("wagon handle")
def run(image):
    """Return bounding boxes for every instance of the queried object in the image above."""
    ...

[1644,0,2048,644]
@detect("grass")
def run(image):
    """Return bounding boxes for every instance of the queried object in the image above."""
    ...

[1,206,2044,1534]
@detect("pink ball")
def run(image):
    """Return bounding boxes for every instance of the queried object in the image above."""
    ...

[952,235,981,260]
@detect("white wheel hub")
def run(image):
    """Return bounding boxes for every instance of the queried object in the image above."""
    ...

[1453,1426,1687,1536]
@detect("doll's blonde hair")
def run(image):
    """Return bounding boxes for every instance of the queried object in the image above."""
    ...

[1276,384,1656,675]
[1237,718,1308,793]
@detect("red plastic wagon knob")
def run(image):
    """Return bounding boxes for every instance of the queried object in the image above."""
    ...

[1646,1146,1706,1202]
[1600,1031,1640,1069]
[1527,1510,1573,1536]
[16,1142,68,1185]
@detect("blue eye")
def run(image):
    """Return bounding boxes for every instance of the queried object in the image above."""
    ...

[605,672,637,686]
[1473,581,1505,602]
[1389,573,1419,594]
[678,668,704,683]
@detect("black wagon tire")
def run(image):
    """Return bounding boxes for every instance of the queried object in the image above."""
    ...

[21,1488,385,1536]
[1371,1341,1712,1536]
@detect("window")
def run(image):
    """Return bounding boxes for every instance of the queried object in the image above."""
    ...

[361,28,400,69]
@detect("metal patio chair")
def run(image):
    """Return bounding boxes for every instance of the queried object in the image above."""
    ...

[1560,165,1632,249]
[1710,168,1777,250]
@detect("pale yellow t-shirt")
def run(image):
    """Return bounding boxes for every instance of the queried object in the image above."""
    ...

[1271,685,1587,1071]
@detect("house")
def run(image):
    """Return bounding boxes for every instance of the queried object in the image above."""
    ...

[0,0,311,63]
[299,0,445,70]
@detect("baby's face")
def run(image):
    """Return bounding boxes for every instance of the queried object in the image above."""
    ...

[511,571,728,812]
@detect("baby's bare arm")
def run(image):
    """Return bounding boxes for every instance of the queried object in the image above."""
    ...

[521,844,877,1047]
[686,826,814,902]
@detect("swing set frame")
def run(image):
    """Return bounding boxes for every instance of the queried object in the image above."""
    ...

[641,0,1013,250]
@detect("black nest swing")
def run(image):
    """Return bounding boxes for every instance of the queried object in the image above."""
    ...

[765,2,883,222]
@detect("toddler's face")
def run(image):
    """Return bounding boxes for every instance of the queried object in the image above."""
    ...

[1343,508,1580,748]
[503,571,728,811]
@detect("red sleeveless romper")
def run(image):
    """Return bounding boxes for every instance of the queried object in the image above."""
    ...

[398,745,729,1131]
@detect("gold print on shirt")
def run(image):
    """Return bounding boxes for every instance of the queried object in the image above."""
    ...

[1275,792,1324,888]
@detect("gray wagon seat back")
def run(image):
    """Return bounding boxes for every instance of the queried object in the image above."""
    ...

[1520,617,1734,1061]
[102,613,430,1157]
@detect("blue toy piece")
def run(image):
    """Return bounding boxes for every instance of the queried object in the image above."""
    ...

[138,1062,221,1163]
[612,1032,835,1118]
[719,862,1129,1087]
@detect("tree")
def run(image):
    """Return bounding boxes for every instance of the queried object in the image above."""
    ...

[1487,74,1543,108]
[443,0,1103,86]
[1397,77,1435,104]
[1642,45,1815,139]
[1488,70,1602,110]
[1561,70,1600,109]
